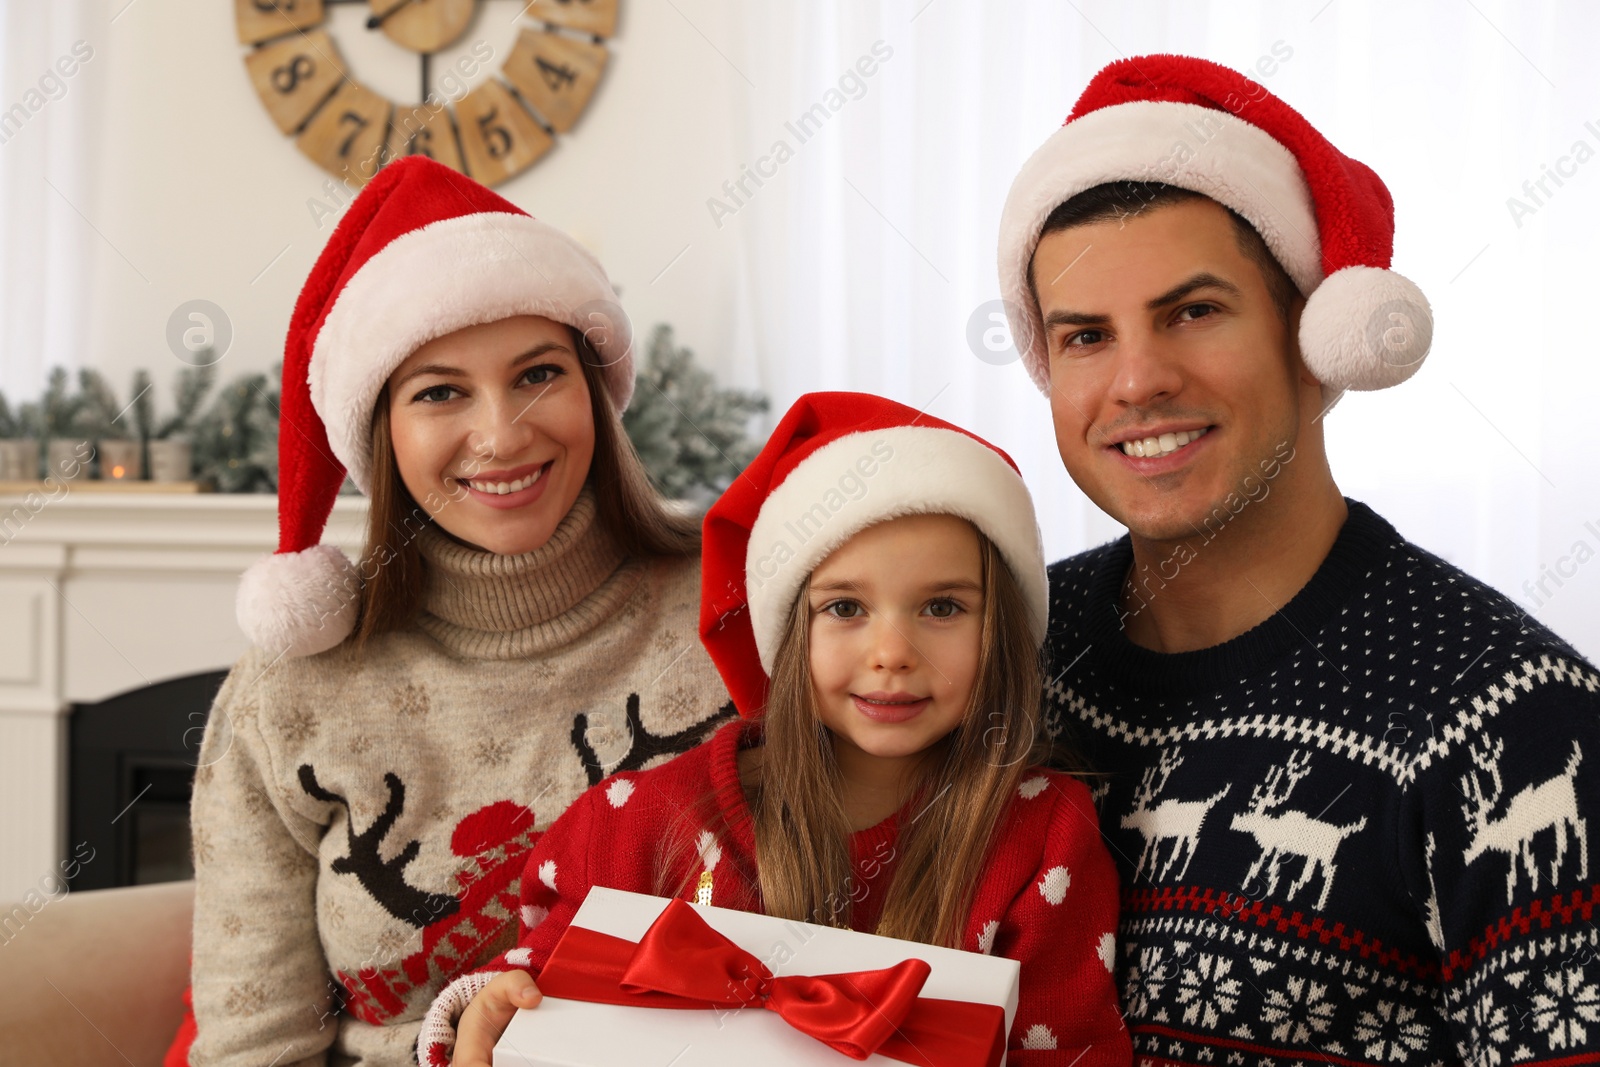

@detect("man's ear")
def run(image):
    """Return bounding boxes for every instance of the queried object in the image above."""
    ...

[1286,295,1320,388]
[1287,297,1341,417]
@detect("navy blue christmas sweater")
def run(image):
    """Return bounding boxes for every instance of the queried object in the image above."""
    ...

[1043,498,1600,1065]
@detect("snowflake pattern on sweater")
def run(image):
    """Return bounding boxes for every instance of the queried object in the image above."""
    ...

[419,720,1132,1066]
[1042,499,1600,1065]
[185,492,734,1067]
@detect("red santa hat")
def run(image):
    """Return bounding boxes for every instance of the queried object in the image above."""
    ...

[998,53,1431,397]
[236,156,634,659]
[700,392,1048,718]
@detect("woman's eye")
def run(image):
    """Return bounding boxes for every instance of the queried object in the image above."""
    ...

[926,598,961,618]
[1065,329,1104,348]
[413,384,458,404]
[824,600,862,619]
[521,364,562,386]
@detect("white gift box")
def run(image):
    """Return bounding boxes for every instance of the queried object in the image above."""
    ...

[493,887,1020,1067]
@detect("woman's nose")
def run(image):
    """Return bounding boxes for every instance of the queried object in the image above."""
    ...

[469,392,541,463]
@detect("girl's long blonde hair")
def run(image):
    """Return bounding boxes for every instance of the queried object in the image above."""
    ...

[741,523,1050,948]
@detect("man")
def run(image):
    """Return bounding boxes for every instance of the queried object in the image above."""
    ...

[1000,55,1600,1062]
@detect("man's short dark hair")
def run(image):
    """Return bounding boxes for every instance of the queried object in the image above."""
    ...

[1033,181,1300,329]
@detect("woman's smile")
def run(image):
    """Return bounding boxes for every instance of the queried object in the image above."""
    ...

[451,460,556,510]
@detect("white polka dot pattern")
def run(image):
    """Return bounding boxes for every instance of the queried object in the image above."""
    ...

[1039,865,1071,905]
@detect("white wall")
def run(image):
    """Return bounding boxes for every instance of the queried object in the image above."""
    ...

[80,0,755,405]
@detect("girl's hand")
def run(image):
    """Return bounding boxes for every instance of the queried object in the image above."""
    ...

[452,970,542,1067]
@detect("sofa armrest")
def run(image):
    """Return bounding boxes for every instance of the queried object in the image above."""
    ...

[0,880,193,1066]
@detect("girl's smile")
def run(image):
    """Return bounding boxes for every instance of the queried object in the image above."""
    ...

[851,691,932,723]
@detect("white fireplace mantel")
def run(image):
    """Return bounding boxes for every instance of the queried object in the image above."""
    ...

[0,490,367,901]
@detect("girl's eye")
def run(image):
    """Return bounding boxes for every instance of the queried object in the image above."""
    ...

[521,364,563,386]
[413,384,459,404]
[925,598,962,618]
[824,600,862,620]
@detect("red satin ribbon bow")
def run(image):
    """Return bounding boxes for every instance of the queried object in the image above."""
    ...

[536,898,1006,1066]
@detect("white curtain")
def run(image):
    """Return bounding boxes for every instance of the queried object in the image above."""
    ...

[0,0,104,401]
[720,0,1600,661]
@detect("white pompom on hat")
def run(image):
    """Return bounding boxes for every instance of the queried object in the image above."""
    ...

[237,156,634,659]
[998,53,1431,398]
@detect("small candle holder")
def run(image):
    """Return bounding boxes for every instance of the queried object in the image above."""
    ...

[97,439,144,481]
[0,438,40,480]
[46,438,93,483]
[147,439,192,484]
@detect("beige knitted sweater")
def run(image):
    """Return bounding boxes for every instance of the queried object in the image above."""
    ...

[189,489,733,1066]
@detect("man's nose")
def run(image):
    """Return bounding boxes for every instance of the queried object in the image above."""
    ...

[1106,329,1184,409]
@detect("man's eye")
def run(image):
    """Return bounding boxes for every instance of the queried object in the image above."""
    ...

[1179,303,1217,321]
[1065,329,1104,348]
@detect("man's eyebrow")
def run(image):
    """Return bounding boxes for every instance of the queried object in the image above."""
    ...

[1144,272,1242,310]
[392,341,572,389]
[1042,308,1110,330]
[1041,272,1244,331]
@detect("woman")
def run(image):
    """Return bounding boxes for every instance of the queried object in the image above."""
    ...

[177,158,732,1066]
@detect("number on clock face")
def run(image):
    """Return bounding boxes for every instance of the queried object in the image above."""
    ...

[386,104,466,174]
[502,28,608,133]
[454,79,553,186]
[297,81,391,184]
[235,0,325,46]
[244,30,346,133]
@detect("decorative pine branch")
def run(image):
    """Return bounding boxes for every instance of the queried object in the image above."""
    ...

[621,325,768,502]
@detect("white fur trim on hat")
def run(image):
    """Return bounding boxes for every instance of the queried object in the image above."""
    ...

[743,426,1048,671]
[1299,265,1432,392]
[310,212,633,493]
[236,544,360,659]
[998,101,1321,395]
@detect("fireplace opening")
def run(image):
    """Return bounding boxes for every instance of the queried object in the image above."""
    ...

[68,669,230,891]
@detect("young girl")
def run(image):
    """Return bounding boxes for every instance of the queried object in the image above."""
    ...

[419,393,1131,1066]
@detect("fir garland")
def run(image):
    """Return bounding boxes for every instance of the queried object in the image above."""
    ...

[0,327,767,497]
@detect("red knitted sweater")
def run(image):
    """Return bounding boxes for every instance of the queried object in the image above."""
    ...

[419,721,1131,1065]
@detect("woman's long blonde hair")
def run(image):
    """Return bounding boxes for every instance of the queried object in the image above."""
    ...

[350,329,699,646]
[742,524,1050,947]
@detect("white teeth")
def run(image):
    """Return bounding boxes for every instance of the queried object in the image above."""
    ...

[464,466,545,495]
[1120,426,1208,458]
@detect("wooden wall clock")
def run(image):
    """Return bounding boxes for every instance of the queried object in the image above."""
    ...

[235,0,617,187]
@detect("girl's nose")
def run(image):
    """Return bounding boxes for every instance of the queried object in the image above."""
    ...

[868,616,919,672]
